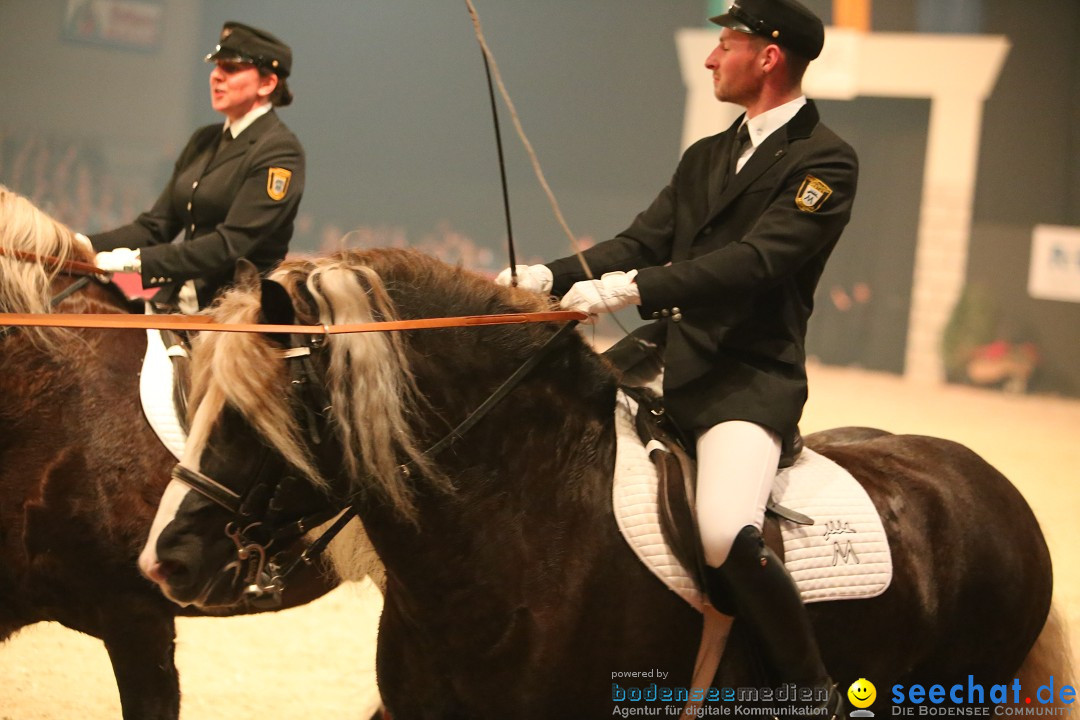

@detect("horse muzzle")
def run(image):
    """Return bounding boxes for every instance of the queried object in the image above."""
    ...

[143,518,285,610]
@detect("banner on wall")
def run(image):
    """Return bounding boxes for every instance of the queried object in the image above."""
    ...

[63,0,163,52]
[1028,224,1080,303]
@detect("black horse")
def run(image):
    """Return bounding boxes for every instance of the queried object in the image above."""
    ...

[0,185,338,719]
[141,248,1063,718]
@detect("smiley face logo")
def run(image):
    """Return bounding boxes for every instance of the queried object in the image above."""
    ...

[848,678,877,709]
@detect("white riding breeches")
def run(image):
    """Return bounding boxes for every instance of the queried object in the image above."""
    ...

[695,420,782,568]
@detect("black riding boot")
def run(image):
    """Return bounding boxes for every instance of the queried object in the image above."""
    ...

[705,525,846,720]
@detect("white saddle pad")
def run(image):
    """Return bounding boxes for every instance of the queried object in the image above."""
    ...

[140,326,187,460]
[611,391,892,611]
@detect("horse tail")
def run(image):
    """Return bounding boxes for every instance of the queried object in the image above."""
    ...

[1015,599,1074,697]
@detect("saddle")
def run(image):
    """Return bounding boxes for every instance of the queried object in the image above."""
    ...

[161,327,192,426]
[616,384,798,592]
[603,327,804,468]
[612,386,892,611]
[139,304,193,460]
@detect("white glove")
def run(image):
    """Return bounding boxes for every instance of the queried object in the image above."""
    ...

[494,264,553,294]
[95,248,142,274]
[74,232,94,255]
[559,270,640,319]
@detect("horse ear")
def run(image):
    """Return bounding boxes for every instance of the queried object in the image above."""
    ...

[259,278,296,348]
[234,258,261,291]
[260,278,295,327]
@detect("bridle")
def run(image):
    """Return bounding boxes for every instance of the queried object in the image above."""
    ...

[168,331,340,607]
[170,317,580,606]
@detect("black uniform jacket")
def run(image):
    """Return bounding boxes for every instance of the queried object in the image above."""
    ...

[91,110,305,308]
[547,101,858,438]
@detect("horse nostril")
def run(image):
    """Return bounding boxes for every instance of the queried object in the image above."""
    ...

[150,559,188,585]
[144,561,165,584]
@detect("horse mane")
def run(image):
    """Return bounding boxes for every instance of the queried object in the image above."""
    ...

[0,185,93,314]
[195,249,545,520]
[0,185,100,348]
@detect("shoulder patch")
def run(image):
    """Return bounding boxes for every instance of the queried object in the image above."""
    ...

[795,175,832,213]
[267,167,292,201]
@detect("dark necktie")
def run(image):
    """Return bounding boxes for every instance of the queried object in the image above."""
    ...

[206,129,232,167]
[722,123,751,191]
[730,123,751,176]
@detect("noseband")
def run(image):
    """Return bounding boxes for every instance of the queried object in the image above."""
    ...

[172,319,580,606]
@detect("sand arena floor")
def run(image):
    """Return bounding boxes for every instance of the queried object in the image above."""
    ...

[2,362,1078,719]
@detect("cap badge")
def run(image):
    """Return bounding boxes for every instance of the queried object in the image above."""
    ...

[221,27,232,39]
[267,167,292,201]
[795,175,832,212]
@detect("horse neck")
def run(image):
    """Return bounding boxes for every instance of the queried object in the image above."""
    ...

[358,321,620,598]
[410,319,618,474]
[62,277,134,313]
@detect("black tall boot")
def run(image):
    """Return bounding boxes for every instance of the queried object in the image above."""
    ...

[705,525,846,720]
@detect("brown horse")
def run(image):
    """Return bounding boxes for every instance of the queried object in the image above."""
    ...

[140,248,1064,718]
[0,186,337,720]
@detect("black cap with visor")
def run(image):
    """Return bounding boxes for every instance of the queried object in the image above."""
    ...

[205,21,292,78]
[710,0,825,60]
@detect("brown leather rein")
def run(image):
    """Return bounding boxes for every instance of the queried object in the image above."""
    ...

[0,309,586,334]
[0,245,585,333]
[0,246,101,277]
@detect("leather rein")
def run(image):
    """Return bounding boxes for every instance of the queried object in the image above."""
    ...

[0,308,586,335]
[0,246,101,277]
[0,247,99,339]
[0,245,587,336]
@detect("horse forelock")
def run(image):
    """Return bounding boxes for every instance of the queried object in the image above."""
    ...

[285,255,443,521]
[190,289,325,488]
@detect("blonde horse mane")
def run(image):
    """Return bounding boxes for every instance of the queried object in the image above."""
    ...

[0,185,97,346]
[191,252,447,522]
[0,185,92,313]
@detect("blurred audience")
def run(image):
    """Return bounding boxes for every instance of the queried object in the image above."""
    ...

[3,124,553,278]
[0,126,151,234]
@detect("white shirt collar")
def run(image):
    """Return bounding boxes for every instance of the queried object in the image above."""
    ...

[743,96,807,148]
[223,102,272,139]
